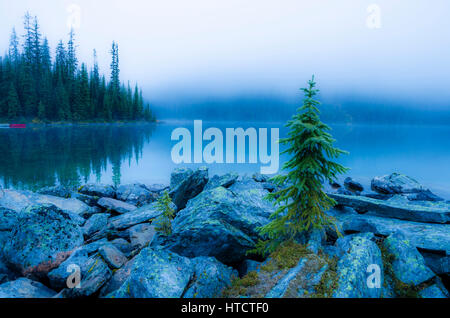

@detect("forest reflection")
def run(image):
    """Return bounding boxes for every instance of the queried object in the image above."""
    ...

[0,124,156,190]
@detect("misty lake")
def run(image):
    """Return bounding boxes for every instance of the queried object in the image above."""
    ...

[1,122,449,199]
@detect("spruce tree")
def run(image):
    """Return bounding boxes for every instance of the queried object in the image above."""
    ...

[6,83,20,119]
[256,76,348,254]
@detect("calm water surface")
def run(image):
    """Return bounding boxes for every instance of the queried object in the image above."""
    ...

[1,122,449,199]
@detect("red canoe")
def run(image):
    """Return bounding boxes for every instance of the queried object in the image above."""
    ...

[9,124,26,128]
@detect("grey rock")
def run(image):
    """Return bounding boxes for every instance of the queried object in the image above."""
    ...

[97,197,137,214]
[0,206,21,231]
[329,209,450,255]
[83,213,109,238]
[383,230,435,285]
[420,284,448,298]
[183,256,238,298]
[328,193,450,223]
[0,189,91,217]
[78,183,115,198]
[70,191,99,207]
[108,247,193,298]
[47,248,89,290]
[266,258,307,298]
[110,238,133,257]
[0,278,56,298]
[127,223,156,250]
[167,180,274,263]
[371,173,426,194]
[344,177,364,192]
[252,173,268,183]
[421,252,450,275]
[109,201,167,230]
[406,190,444,202]
[204,172,239,190]
[99,257,136,297]
[3,204,83,279]
[296,263,329,297]
[61,255,112,298]
[99,244,128,269]
[115,183,158,206]
[333,233,383,298]
[37,185,71,198]
[169,167,209,210]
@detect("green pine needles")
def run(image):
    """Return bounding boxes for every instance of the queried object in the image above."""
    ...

[154,190,175,236]
[256,76,349,255]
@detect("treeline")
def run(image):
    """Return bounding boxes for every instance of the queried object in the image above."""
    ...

[0,13,155,122]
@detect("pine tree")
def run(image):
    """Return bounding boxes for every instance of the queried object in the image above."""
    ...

[256,76,348,254]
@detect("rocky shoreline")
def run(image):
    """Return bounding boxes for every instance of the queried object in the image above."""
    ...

[0,169,448,298]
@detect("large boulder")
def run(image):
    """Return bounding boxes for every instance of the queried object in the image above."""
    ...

[82,213,109,238]
[99,244,128,269]
[59,255,112,298]
[108,247,194,298]
[97,197,137,214]
[115,183,158,207]
[109,201,169,230]
[328,193,450,223]
[3,204,84,279]
[169,167,208,210]
[78,183,115,198]
[204,173,239,190]
[166,178,274,263]
[333,233,384,298]
[0,189,91,217]
[344,177,364,193]
[183,257,237,298]
[371,173,443,201]
[126,223,156,250]
[329,209,450,255]
[383,231,435,285]
[0,278,56,298]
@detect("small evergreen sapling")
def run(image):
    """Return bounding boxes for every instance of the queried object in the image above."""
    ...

[256,76,348,255]
[154,190,175,236]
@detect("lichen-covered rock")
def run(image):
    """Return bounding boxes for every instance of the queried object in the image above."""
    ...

[110,238,133,257]
[169,167,208,210]
[78,183,115,198]
[383,231,435,285]
[333,233,383,298]
[115,183,158,207]
[238,259,262,276]
[97,197,137,214]
[266,258,308,298]
[0,278,56,298]
[3,204,84,279]
[126,223,156,250]
[167,180,274,263]
[371,173,426,194]
[183,256,237,298]
[37,185,71,198]
[252,173,268,183]
[99,244,127,269]
[344,177,364,193]
[47,247,90,290]
[328,193,450,223]
[99,257,136,297]
[60,255,112,298]
[108,247,193,298]
[204,173,238,190]
[419,284,448,298]
[421,252,450,275]
[83,213,109,238]
[330,210,450,255]
[371,173,443,202]
[109,201,168,230]
[0,189,91,217]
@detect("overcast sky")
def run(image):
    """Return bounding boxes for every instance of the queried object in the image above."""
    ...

[1,0,449,111]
